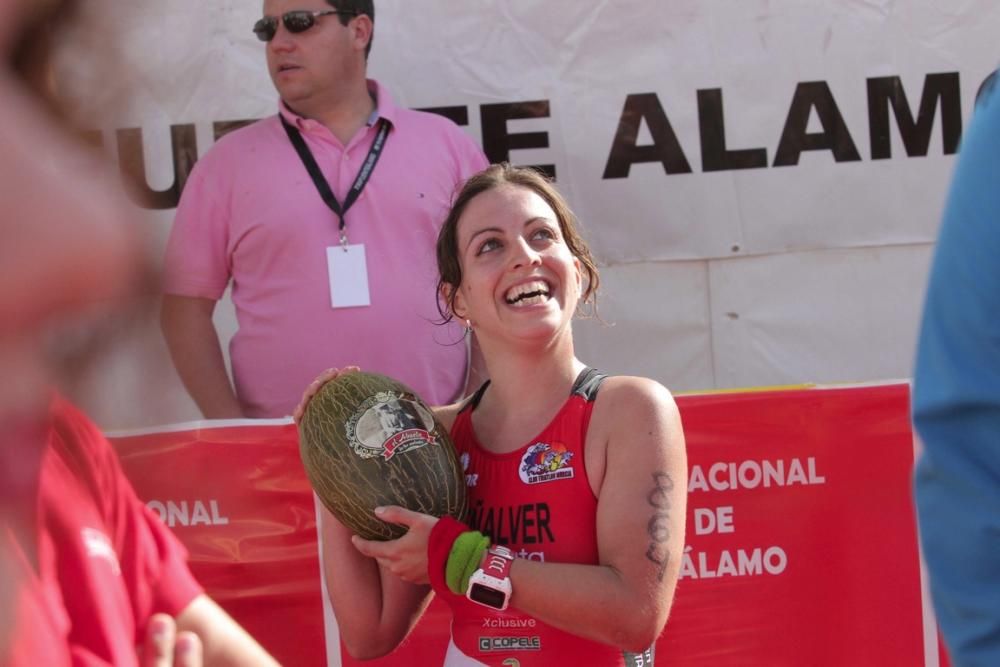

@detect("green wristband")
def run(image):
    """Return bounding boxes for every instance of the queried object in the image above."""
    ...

[445,531,491,595]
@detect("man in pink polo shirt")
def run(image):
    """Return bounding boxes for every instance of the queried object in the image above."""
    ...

[161,0,488,418]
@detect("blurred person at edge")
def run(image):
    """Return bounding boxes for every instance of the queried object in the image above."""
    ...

[160,0,488,419]
[912,68,1000,667]
[0,2,280,665]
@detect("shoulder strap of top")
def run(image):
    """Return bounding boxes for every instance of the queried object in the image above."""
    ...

[457,380,491,414]
[458,367,607,415]
[571,367,608,402]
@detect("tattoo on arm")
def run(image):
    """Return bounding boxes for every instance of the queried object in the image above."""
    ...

[645,472,674,581]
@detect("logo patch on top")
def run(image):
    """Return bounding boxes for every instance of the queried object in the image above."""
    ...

[81,527,121,575]
[478,636,541,652]
[346,391,437,460]
[518,442,575,484]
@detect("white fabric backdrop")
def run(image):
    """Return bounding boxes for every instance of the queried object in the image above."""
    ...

[72,1,1000,427]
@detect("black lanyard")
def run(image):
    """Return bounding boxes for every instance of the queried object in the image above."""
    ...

[280,114,390,245]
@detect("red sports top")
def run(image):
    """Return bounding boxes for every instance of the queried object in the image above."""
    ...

[1,396,203,666]
[440,368,656,666]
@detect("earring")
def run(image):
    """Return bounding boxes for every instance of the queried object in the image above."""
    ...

[464,319,473,333]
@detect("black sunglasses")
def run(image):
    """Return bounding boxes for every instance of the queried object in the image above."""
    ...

[253,9,358,42]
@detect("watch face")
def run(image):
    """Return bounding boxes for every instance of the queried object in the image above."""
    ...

[469,583,507,610]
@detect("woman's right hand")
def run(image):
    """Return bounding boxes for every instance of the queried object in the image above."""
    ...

[292,366,360,423]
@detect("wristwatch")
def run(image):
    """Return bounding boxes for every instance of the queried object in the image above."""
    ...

[466,545,515,610]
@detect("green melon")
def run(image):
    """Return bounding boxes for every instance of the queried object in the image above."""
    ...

[298,371,468,541]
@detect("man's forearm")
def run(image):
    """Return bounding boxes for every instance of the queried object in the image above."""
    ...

[178,355,243,420]
[161,296,243,419]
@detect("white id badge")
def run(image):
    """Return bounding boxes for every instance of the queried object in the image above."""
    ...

[326,245,371,308]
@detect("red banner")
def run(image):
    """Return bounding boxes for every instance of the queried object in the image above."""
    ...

[111,422,325,664]
[111,383,938,666]
[665,384,925,665]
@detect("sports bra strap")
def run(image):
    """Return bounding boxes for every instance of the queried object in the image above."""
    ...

[570,367,607,401]
[459,367,607,414]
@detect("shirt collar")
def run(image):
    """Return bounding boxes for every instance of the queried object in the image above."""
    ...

[367,79,398,127]
[277,78,397,133]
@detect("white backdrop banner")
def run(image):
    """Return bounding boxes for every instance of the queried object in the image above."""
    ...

[74,1,1000,427]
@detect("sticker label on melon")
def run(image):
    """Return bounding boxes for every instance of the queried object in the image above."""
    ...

[345,391,439,460]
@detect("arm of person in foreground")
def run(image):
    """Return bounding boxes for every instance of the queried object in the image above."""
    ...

[160,294,243,419]
[65,397,275,666]
[359,377,687,652]
[912,81,1000,667]
[174,595,279,667]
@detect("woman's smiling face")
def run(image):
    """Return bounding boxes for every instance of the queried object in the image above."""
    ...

[450,184,582,344]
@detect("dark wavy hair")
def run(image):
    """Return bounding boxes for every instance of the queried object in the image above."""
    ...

[436,163,600,323]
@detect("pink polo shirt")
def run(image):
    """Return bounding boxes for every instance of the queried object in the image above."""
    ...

[164,81,487,417]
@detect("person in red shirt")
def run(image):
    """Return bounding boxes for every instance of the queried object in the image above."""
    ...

[3,396,279,667]
[296,164,688,666]
[0,2,278,665]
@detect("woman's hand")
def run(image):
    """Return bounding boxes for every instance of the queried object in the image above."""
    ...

[351,506,439,585]
[292,366,360,423]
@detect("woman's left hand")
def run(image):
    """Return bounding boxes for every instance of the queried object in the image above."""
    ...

[351,506,439,584]
[292,366,360,424]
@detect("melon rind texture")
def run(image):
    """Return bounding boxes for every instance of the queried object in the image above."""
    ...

[298,372,468,541]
